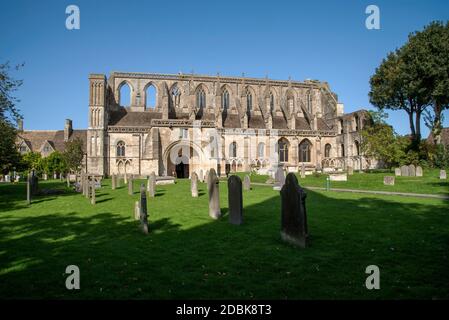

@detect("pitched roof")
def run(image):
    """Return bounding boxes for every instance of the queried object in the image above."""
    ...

[17,130,87,153]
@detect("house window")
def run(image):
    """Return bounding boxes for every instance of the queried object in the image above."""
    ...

[117,141,126,157]
[19,146,27,153]
[299,139,312,162]
[222,89,229,110]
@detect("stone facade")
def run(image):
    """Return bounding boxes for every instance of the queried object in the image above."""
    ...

[18,71,375,177]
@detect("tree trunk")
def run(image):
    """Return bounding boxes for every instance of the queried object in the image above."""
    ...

[432,102,442,145]
[415,111,422,143]
[408,110,416,139]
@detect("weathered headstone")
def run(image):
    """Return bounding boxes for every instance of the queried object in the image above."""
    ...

[148,172,156,197]
[347,166,354,175]
[26,174,31,205]
[117,175,121,188]
[416,166,423,177]
[84,176,90,198]
[191,172,198,197]
[111,174,116,190]
[243,175,251,191]
[90,181,96,205]
[383,176,395,186]
[228,175,243,225]
[408,164,416,177]
[199,169,204,183]
[273,166,285,190]
[124,173,128,185]
[134,201,140,220]
[66,175,70,188]
[43,173,48,181]
[300,163,306,179]
[128,176,134,195]
[400,165,409,177]
[139,184,149,234]
[440,170,447,180]
[207,169,221,219]
[205,170,210,185]
[280,173,308,248]
[329,173,347,181]
[394,168,401,176]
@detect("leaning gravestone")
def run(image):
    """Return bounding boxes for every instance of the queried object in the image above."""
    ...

[148,172,156,197]
[394,168,401,176]
[228,175,243,225]
[243,175,251,191]
[408,164,416,177]
[440,170,447,180]
[191,172,198,197]
[280,173,309,248]
[384,176,395,186]
[347,166,354,175]
[134,201,140,220]
[207,169,221,219]
[273,167,285,191]
[90,181,96,205]
[111,174,116,190]
[139,184,149,234]
[400,165,409,177]
[416,166,423,177]
[300,163,306,179]
[128,176,134,195]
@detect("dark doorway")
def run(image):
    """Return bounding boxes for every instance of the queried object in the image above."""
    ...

[175,161,189,178]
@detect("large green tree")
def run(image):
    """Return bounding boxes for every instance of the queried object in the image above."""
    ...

[63,138,84,174]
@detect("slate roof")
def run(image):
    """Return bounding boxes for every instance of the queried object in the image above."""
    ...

[17,130,87,153]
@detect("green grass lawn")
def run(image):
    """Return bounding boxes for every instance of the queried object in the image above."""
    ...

[1,179,448,299]
[235,169,449,195]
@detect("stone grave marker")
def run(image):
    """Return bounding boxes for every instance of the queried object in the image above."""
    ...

[347,166,354,175]
[148,172,156,197]
[199,169,204,182]
[128,175,134,195]
[243,175,251,191]
[401,165,409,177]
[273,166,285,191]
[139,184,149,234]
[205,170,210,185]
[134,201,140,220]
[26,173,31,205]
[111,174,116,190]
[394,168,401,176]
[440,170,447,180]
[191,172,198,197]
[280,173,309,248]
[207,169,221,219]
[300,163,306,179]
[90,181,96,205]
[228,175,243,225]
[408,164,416,177]
[383,176,395,186]
[416,166,423,177]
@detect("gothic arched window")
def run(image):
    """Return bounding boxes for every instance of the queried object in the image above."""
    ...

[277,138,289,163]
[222,89,229,110]
[229,142,237,158]
[116,141,126,157]
[257,142,265,158]
[324,143,331,158]
[145,84,156,109]
[299,139,312,163]
[247,91,253,111]
[197,88,206,109]
[270,93,274,112]
[354,141,360,156]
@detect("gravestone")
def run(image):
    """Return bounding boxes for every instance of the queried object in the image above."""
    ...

[228,175,243,225]
[300,163,306,179]
[191,172,198,197]
[416,166,423,177]
[199,169,204,183]
[90,181,96,205]
[84,176,90,198]
[205,170,210,185]
[31,170,39,196]
[207,169,221,219]
[400,165,409,177]
[42,173,48,181]
[280,173,308,248]
[329,173,347,181]
[347,166,354,175]
[124,173,128,185]
[26,173,31,205]
[408,164,416,177]
[148,172,156,197]
[134,201,140,220]
[111,174,116,190]
[117,175,121,188]
[128,176,134,195]
[66,175,70,188]
[273,166,285,191]
[394,168,401,176]
[383,176,395,186]
[440,170,447,180]
[243,175,251,191]
[139,184,149,234]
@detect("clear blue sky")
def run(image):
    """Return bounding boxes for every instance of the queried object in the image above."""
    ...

[1,0,449,137]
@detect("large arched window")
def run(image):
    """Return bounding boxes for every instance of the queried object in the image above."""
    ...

[246,91,253,112]
[257,142,265,158]
[171,85,181,108]
[270,92,275,112]
[229,142,237,158]
[287,95,294,112]
[341,144,345,157]
[197,88,206,109]
[324,143,331,158]
[354,115,359,131]
[222,89,229,110]
[298,139,312,163]
[354,141,360,156]
[277,138,289,163]
[145,84,156,109]
[119,82,131,106]
[116,141,126,157]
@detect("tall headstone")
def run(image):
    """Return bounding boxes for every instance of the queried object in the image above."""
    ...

[207,169,221,219]
[148,172,156,197]
[26,173,31,205]
[191,172,198,197]
[205,170,210,185]
[440,170,447,180]
[400,165,409,177]
[243,175,251,191]
[383,176,395,186]
[84,176,90,198]
[347,166,354,175]
[66,175,70,188]
[30,170,38,196]
[415,166,423,177]
[90,181,96,205]
[228,175,243,225]
[300,163,306,179]
[111,174,116,190]
[408,164,416,177]
[273,166,285,190]
[117,175,121,188]
[134,201,140,220]
[199,169,204,183]
[139,184,149,234]
[394,168,401,176]
[124,173,128,185]
[280,173,309,248]
[128,176,134,195]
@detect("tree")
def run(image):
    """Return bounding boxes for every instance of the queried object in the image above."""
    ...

[63,138,84,173]
[42,151,67,175]
[0,119,21,174]
[22,151,44,175]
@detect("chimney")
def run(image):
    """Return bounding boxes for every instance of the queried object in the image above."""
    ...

[64,119,73,142]
[17,119,23,132]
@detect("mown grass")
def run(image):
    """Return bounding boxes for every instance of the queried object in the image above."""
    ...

[235,169,449,195]
[0,178,448,299]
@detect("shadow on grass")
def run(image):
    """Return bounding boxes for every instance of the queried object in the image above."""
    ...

[0,181,448,299]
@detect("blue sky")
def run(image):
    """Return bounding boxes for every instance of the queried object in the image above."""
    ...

[1,0,449,137]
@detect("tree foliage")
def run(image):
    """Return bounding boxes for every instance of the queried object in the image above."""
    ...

[41,151,67,175]
[0,62,24,123]
[63,138,84,173]
[0,119,22,174]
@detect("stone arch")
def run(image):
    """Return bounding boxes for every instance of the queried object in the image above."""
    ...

[276,137,290,163]
[143,81,158,109]
[163,140,204,178]
[298,138,313,163]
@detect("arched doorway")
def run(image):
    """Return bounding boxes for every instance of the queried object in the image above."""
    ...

[165,142,202,178]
